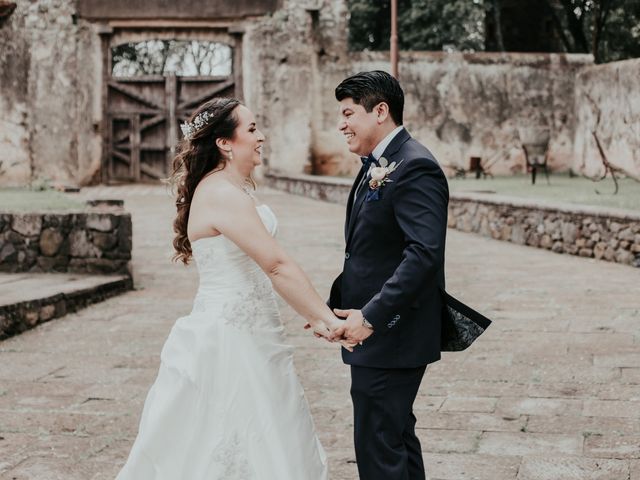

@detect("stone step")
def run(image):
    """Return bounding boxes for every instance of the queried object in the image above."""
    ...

[0,273,132,340]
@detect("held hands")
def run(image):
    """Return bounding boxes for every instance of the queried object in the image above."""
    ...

[303,317,358,352]
[329,309,374,344]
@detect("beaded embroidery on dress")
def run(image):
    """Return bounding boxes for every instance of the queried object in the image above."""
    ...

[116,204,328,480]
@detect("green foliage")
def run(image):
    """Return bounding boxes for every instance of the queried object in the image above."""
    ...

[348,0,485,52]
[593,0,640,62]
[348,0,640,62]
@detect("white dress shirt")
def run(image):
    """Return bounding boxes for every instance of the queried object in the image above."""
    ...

[354,126,404,203]
[371,125,404,161]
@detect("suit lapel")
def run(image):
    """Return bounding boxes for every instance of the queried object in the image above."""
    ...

[345,128,412,248]
[346,174,368,241]
[345,166,366,240]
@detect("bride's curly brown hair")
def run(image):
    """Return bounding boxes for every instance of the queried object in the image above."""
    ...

[168,97,241,264]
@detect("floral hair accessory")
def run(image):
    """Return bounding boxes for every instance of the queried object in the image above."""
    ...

[180,110,214,140]
[367,157,403,201]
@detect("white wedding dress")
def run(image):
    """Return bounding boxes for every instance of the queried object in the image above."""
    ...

[116,204,328,480]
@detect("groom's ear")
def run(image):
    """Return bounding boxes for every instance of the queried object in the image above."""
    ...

[374,102,390,124]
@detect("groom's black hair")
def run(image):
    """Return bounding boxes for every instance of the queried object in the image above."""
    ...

[335,70,404,125]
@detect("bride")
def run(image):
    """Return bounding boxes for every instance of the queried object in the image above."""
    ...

[116,97,352,479]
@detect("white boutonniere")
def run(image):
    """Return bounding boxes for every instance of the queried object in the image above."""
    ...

[367,157,403,200]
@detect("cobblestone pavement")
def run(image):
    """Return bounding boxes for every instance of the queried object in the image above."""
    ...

[0,185,639,480]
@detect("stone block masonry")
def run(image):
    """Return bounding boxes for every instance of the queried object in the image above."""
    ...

[0,273,132,339]
[449,192,640,268]
[264,171,640,268]
[0,208,132,274]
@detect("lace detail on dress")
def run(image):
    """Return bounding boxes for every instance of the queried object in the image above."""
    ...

[221,279,274,333]
[194,243,216,266]
[211,433,254,479]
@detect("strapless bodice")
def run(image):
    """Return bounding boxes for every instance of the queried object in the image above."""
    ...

[190,204,278,306]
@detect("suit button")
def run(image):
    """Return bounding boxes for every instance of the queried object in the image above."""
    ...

[345,252,350,259]
[393,314,401,320]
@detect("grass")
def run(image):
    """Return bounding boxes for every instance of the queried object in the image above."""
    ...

[0,188,85,212]
[449,173,640,211]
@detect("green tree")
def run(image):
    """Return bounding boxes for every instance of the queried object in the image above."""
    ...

[538,0,640,62]
[348,0,640,62]
[348,0,485,52]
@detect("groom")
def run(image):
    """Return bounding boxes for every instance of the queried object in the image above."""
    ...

[329,71,449,480]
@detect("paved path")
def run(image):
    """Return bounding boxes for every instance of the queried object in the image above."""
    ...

[0,185,639,480]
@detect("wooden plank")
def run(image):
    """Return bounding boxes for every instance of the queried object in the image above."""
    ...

[112,148,130,164]
[165,74,178,175]
[177,78,235,110]
[130,114,141,181]
[108,81,163,110]
[232,32,244,101]
[114,75,231,83]
[100,32,112,183]
[115,144,166,152]
[110,75,165,83]
[108,116,117,180]
[109,108,162,116]
[178,75,231,83]
[114,114,164,144]
[140,163,165,180]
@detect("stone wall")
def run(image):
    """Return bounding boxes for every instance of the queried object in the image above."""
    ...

[2,0,637,187]
[311,51,594,178]
[448,192,640,267]
[573,58,640,180]
[0,0,102,187]
[0,206,132,274]
[244,0,351,176]
[264,171,640,268]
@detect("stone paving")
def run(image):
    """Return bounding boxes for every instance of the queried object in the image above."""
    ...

[0,185,639,480]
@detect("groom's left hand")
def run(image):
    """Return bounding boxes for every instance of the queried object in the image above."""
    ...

[330,309,373,344]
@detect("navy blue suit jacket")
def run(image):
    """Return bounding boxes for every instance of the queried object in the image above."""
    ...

[329,128,449,368]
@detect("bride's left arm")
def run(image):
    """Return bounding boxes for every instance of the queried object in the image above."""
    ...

[203,183,349,343]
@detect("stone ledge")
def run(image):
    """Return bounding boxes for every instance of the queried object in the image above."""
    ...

[263,171,640,267]
[0,203,132,275]
[0,273,133,340]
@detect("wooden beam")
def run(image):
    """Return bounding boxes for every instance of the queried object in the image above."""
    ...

[108,81,163,110]
[165,74,178,175]
[231,31,244,101]
[101,32,112,183]
[177,79,235,110]
[114,114,165,144]
[130,115,141,182]
[112,148,131,164]
[140,163,165,180]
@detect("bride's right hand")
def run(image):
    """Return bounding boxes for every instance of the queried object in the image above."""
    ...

[303,321,357,352]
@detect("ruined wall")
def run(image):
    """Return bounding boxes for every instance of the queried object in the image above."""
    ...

[0,0,102,187]
[0,1,31,185]
[249,7,594,179]
[317,52,593,177]
[573,58,640,180]
[2,0,631,187]
[244,0,354,176]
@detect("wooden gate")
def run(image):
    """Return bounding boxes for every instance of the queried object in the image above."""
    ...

[104,74,235,182]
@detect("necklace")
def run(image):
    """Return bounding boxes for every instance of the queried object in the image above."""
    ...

[206,168,252,196]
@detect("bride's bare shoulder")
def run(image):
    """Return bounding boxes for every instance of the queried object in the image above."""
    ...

[194,173,252,209]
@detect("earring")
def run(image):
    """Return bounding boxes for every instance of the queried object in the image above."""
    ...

[227,150,233,161]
